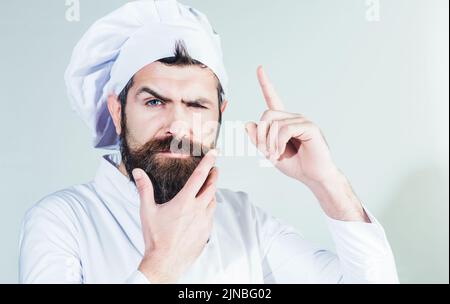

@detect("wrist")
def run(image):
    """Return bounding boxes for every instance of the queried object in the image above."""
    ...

[305,171,370,222]
[138,251,178,284]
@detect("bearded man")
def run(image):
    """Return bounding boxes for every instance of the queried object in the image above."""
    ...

[19,0,398,284]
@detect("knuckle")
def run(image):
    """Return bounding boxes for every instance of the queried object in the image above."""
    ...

[280,124,290,134]
[257,121,269,131]
[136,182,149,194]
[306,121,317,130]
[270,120,281,131]
[261,109,272,121]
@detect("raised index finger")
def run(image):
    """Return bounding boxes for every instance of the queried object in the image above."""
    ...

[257,66,285,111]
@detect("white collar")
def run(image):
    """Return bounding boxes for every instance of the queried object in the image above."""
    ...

[94,153,141,208]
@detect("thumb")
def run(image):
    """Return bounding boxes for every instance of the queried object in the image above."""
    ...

[132,168,156,209]
[245,122,257,146]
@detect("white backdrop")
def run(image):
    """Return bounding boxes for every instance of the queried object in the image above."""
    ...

[0,0,448,283]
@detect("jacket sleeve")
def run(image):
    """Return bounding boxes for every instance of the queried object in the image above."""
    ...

[19,197,150,284]
[19,201,83,284]
[254,203,399,284]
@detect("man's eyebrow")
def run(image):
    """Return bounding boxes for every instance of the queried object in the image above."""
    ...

[135,86,170,102]
[136,86,214,106]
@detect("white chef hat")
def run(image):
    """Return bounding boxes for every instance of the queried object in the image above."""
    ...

[64,0,228,149]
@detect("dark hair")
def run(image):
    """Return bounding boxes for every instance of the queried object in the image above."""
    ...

[118,40,224,118]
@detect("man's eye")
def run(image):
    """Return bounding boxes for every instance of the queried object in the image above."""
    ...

[146,99,164,107]
[189,103,207,109]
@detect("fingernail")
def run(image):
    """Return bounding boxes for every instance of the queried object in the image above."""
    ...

[132,169,141,180]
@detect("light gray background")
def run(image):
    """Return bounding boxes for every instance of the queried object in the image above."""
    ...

[0,0,448,283]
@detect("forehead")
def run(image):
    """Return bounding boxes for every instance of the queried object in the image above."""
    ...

[132,61,219,97]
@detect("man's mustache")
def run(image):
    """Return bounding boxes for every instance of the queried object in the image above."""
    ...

[138,136,211,157]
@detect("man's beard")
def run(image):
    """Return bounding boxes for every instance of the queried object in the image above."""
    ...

[120,131,215,205]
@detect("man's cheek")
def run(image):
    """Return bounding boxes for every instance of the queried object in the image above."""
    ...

[202,120,221,144]
[129,124,159,147]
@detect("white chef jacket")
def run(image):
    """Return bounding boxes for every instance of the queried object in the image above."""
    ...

[19,154,398,284]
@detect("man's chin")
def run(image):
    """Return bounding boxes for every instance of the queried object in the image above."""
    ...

[143,156,202,204]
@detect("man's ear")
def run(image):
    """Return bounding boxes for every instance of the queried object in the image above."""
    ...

[220,100,228,113]
[107,94,122,135]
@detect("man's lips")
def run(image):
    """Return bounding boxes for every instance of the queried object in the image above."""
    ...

[157,151,191,159]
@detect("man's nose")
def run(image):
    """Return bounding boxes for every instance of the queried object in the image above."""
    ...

[164,106,191,139]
